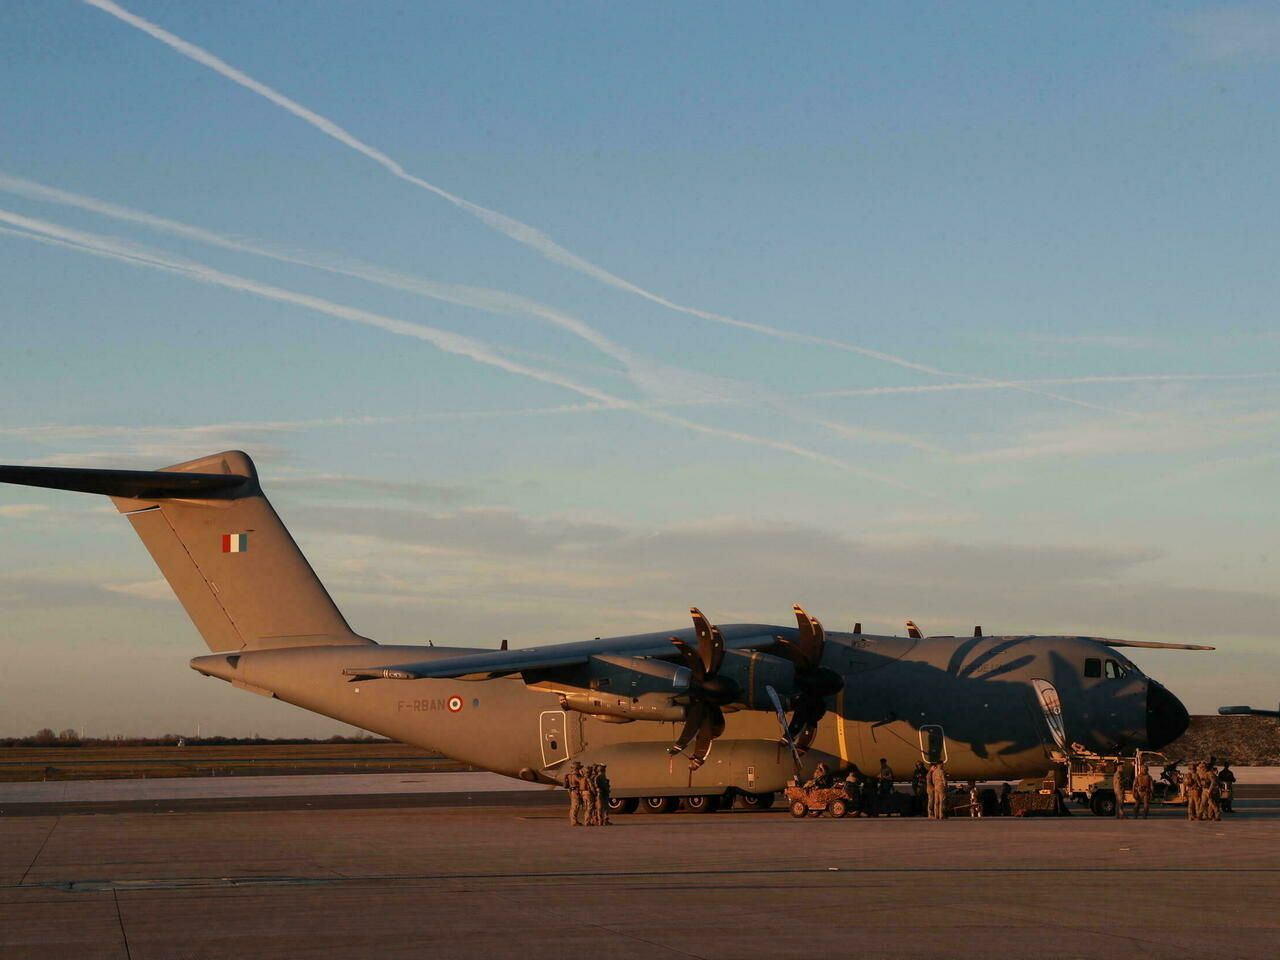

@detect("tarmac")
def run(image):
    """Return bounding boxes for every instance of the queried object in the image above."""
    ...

[2,775,1278,960]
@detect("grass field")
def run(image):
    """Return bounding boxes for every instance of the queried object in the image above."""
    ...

[0,743,470,782]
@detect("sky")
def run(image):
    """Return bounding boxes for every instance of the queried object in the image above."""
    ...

[0,0,1277,737]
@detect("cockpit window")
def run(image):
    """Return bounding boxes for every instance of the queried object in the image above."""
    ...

[1104,659,1128,679]
[1084,658,1101,678]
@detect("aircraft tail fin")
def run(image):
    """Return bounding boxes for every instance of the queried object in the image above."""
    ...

[0,451,373,653]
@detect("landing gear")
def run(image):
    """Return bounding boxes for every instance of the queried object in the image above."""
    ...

[736,791,776,811]
[641,796,679,814]
[682,795,721,814]
[607,796,639,815]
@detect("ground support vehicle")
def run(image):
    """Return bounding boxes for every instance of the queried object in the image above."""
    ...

[1060,749,1226,816]
[786,783,855,818]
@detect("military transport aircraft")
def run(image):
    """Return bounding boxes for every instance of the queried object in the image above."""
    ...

[1,451,1209,813]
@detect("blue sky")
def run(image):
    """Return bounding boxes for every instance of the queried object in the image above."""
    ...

[1,1,1277,736]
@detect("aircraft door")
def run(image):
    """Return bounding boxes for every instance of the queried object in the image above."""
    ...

[539,710,570,769]
[919,724,947,763]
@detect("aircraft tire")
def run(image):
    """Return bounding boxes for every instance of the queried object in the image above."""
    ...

[737,791,776,811]
[607,797,640,815]
[790,800,809,819]
[1090,791,1116,817]
[682,795,720,814]
[642,796,679,814]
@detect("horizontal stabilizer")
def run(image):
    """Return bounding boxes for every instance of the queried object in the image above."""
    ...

[0,464,247,500]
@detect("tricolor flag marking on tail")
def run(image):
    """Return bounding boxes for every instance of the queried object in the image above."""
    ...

[222,533,248,553]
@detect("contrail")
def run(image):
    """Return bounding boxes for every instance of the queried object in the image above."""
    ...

[813,373,1280,398]
[0,171,929,446]
[0,212,932,495]
[79,0,1119,417]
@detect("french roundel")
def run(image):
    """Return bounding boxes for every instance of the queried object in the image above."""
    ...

[447,695,464,713]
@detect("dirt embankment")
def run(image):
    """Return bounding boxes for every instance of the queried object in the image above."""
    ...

[1164,715,1280,765]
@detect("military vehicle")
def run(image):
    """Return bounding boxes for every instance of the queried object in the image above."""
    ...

[0,451,1210,811]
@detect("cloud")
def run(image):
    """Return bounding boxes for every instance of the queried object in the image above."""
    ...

[102,579,173,602]
[953,411,1278,464]
[283,503,1278,642]
[0,504,50,518]
[1174,7,1280,63]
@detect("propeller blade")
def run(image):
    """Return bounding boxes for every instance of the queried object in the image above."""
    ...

[688,704,725,771]
[792,604,826,669]
[766,684,802,773]
[973,626,982,638]
[670,638,706,681]
[689,607,721,674]
[905,620,923,639]
[668,700,706,756]
[852,622,862,635]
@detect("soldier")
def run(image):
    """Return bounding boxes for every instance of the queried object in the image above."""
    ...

[878,758,894,799]
[582,763,600,825]
[1184,763,1202,821]
[968,781,983,818]
[1217,761,1236,814]
[1200,762,1221,822]
[1112,763,1127,819]
[594,763,612,826]
[804,762,831,790]
[927,761,948,819]
[1133,763,1154,819]
[565,760,586,826]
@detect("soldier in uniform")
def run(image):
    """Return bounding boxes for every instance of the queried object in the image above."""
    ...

[804,762,831,790]
[967,780,982,818]
[1184,763,1202,821]
[1133,763,1154,819]
[878,758,894,800]
[1200,762,1221,821]
[927,761,948,819]
[582,763,600,825]
[565,760,586,826]
[594,763,612,826]
[1217,761,1236,814]
[1111,763,1127,818]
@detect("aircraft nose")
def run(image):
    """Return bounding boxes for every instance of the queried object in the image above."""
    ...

[1146,679,1189,749]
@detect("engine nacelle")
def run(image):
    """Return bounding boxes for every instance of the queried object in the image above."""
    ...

[717,649,799,709]
[558,690,685,723]
[532,653,691,723]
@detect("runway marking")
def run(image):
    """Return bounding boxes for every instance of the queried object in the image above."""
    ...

[18,815,60,885]
[16,864,1280,894]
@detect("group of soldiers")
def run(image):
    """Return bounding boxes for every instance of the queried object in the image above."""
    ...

[564,760,612,826]
[1111,758,1234,820]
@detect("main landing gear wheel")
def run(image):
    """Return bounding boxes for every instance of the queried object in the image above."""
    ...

[829,798,849,819]
[642,796,679,814]
[607,797,639,815]
[790,800,809,819]
[737,791,776,811]
[682,795,721,814]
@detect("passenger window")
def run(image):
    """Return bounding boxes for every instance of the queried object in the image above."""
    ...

[1084,658,1101,678]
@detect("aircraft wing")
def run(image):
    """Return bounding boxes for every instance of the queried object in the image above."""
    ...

[342,625,781,681]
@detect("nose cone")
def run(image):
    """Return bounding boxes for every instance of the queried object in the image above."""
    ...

[1146,679,1190,749]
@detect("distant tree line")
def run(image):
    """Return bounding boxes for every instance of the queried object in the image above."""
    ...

[0,729,392,748]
